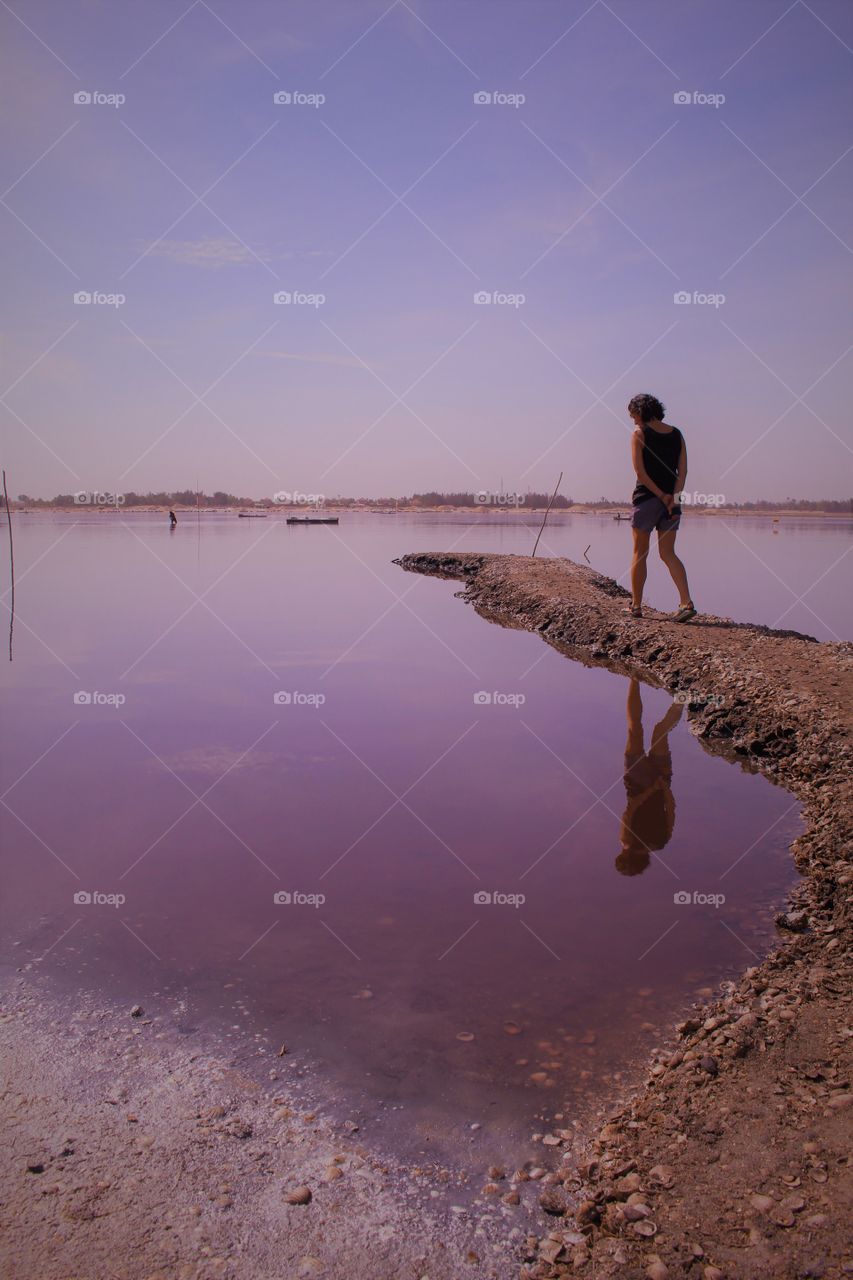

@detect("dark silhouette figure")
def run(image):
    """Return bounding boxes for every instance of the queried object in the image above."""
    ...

[616,678,681,876]
[169,510,177,529]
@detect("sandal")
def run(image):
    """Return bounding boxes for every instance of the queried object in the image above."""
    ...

[623,604,643,618]
[673,602,697,623]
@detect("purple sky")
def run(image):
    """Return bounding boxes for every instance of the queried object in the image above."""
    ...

[2,0,851,501]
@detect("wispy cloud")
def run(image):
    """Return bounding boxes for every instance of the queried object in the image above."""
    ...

[142,236,271,267]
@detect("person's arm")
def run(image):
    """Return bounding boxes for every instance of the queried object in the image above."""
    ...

[675,437,687,507]
[631,430,667,501]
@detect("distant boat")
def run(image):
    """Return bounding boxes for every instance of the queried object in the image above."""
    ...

[612,512,631,521]
[238,511,267,518]
[286,516,339,525]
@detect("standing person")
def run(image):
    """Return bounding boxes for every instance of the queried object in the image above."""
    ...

[169,509,177,529]
[626,393,696,622]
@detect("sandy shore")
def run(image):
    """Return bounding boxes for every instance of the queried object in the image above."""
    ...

[0,976,540,1280]
[396,552,852,1279]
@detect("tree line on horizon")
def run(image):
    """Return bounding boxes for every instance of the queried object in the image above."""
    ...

[11,490,853,512]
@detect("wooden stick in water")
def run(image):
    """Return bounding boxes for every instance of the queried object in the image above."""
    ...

[2,469,14,661]
[532,471,563,558]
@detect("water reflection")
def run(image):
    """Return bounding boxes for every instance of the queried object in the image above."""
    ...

[617,678,681,876]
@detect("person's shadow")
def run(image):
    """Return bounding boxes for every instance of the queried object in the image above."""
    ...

[616,678,682,876]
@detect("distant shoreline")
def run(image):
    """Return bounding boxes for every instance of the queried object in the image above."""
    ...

[9,504,853,519]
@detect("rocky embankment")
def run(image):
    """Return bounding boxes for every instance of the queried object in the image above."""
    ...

[397,552,853,1280]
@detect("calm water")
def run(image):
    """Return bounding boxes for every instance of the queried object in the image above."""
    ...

[1,511,834,1168]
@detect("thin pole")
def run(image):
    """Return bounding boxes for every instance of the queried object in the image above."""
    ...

[532,471,562,558]
[2,469,14,661]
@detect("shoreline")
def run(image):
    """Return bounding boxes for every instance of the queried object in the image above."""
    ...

[395,551,853,1279]
[1,972,537,1280]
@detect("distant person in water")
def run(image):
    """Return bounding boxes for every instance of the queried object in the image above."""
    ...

[627,393,696,622]
[169,510,177,528]
[616,678,681,876]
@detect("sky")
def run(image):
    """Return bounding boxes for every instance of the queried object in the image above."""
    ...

[1,0,852,502]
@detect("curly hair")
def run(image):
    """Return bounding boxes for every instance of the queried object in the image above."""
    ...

[628,393,665,423]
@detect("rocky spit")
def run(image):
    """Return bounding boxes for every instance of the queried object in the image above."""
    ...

[396,551,852,1280]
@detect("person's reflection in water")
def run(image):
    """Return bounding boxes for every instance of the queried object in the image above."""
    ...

[616,678,682,876]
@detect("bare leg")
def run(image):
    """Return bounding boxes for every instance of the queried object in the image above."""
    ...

[626,677,644,755]
[630,529,650,609]
[657,529,692,608]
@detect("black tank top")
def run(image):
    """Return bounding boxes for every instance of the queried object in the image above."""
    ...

[632,425,683,503]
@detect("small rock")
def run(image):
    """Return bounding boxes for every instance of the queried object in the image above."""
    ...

[775,910,808,932]
[297,1259,323,1277]
[699,1054,719,1076]
[323,1166,343,1182]
[646,1262,668,1280]
[539,1188,569,1216]
[130,1005,143,1018]
[750,1193,774,1213]
[285,1185,312,1205]
[502,1190,520,1206]
[649,1164,674,1188]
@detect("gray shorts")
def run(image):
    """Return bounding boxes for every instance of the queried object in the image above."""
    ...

[631,496,681,534]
